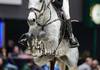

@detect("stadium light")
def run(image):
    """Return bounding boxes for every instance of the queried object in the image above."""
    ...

[0,0,22,5]
[90,4,100,25]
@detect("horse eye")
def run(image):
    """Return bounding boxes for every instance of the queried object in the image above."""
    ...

[40,0,42,2]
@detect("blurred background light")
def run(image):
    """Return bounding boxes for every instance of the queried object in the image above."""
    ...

[0,19,4,48]
[91,4,100,24]
[0,0,22,5]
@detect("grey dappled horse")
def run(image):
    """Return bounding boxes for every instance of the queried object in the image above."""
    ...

[20,0,79,70]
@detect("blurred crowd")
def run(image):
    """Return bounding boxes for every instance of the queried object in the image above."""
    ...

[0,40,44,70]
[0,40,100,70]
[78,57,100,70]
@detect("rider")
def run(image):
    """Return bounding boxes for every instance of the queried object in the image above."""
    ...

[52,0,79,47]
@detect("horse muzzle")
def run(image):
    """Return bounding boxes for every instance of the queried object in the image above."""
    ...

[28,11,37,23]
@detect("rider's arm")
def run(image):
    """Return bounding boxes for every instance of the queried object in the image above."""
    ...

[62,0,70,20]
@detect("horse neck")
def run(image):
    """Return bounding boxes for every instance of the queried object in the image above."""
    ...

[37,2,59,24]
[48,3,59,20]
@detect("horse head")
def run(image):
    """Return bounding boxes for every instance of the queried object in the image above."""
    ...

[19,0,50,46]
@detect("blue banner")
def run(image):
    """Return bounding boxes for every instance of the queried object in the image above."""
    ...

[0,20,4,48]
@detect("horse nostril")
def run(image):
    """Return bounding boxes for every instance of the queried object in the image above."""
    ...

[33,19,36,22]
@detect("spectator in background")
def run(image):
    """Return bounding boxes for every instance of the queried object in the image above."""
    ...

[91,59,99,70]
[78,57,93,70]
[7,40,15,56]
[22,59,42,70]
[9,46,20,58]
[4,59,18,70]
[0,57,4,70]
[42,64,50,70]
[0,48,6,58]
[2,47,7,58]
[0,47,7,58]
